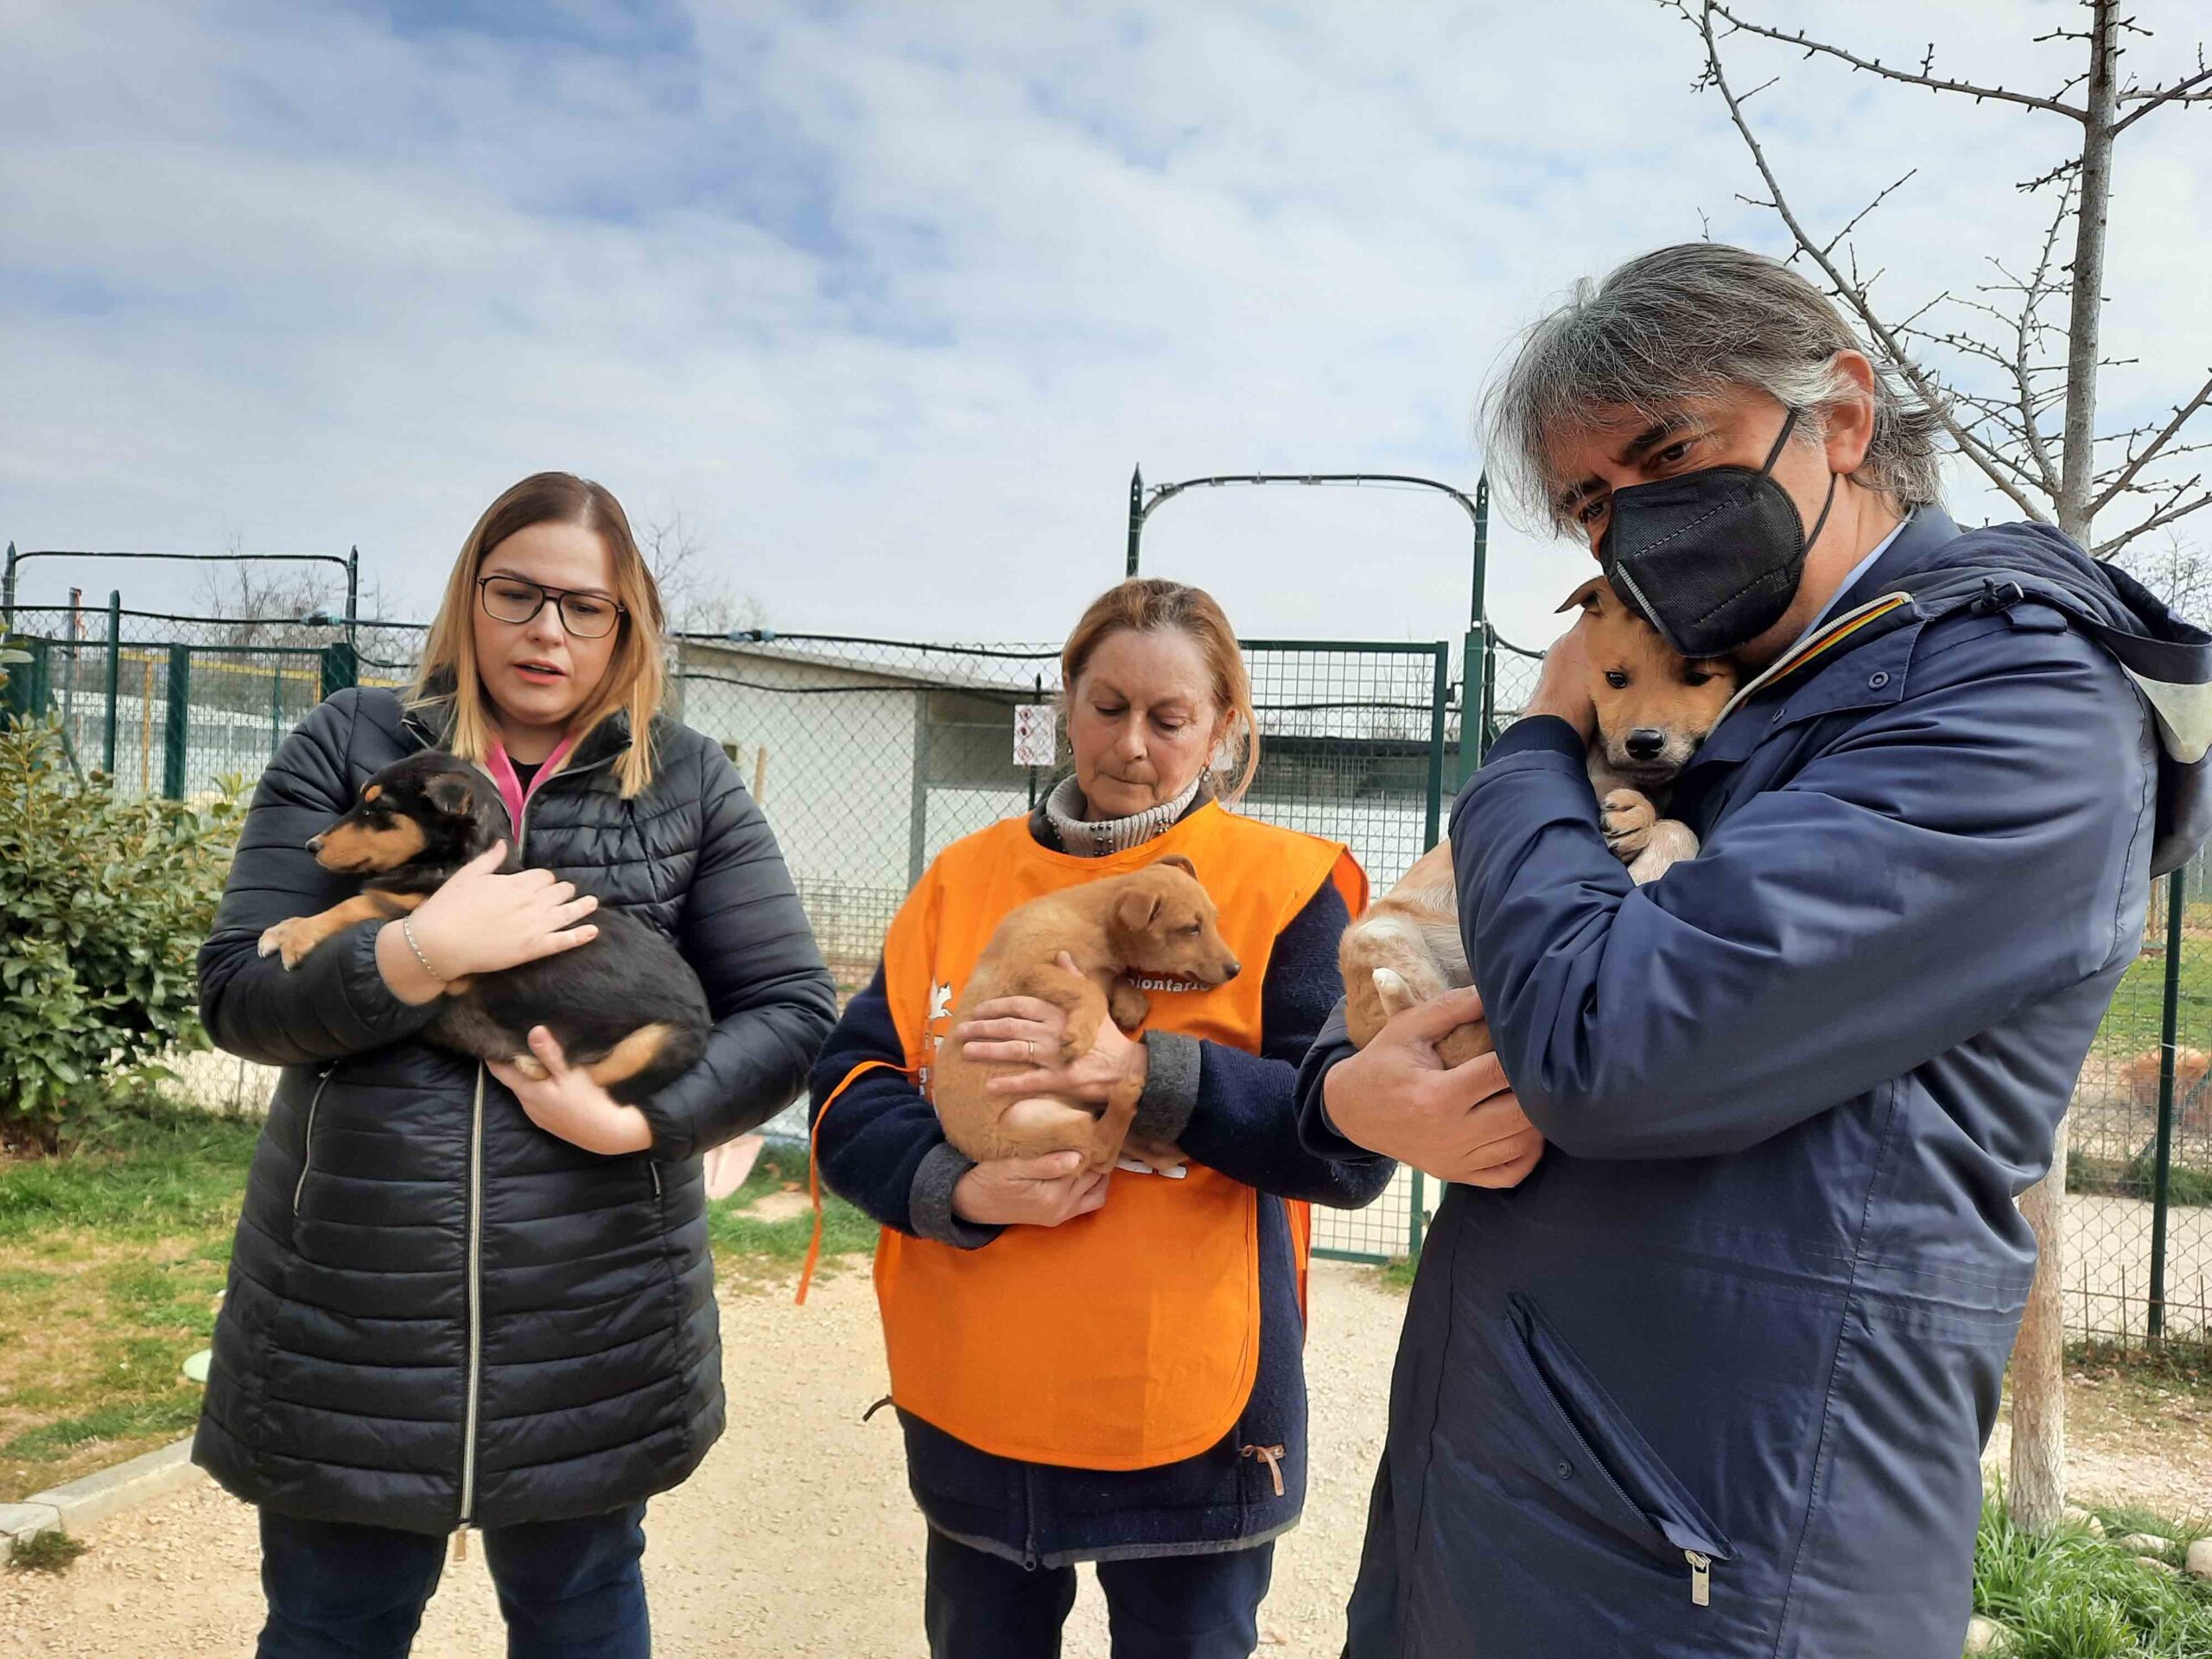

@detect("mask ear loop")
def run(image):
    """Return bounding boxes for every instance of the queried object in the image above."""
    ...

[1757,407,1802,475]
[1802,469,1840,556]
[1760,406,1839,556]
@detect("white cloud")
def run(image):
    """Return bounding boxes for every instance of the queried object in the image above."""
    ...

[3,0,2207,652]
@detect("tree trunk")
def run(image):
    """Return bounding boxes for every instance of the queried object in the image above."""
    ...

[2011,0,2120,1535]
[2009,1116,2070,1531]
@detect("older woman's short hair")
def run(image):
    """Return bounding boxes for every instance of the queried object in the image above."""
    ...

[1483,243,1947,533]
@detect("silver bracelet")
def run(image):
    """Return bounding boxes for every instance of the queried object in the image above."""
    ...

[400,916,449,982]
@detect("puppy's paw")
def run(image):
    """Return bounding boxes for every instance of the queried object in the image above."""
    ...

[1121,1133,1187,1176]
[508,1052,550,1082]
[1370,967,1417,1019]
[1600,789,1657,861]
[258,918,315,971]
[1627,820,1700,886]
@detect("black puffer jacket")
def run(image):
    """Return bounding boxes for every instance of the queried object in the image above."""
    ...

[193,688,836,1534]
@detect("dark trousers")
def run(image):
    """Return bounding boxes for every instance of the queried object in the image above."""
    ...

[924,1529,1274,1659]
[256,1504,649,1659]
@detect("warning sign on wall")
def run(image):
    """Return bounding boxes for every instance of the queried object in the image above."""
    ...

[1012,705,1057,767]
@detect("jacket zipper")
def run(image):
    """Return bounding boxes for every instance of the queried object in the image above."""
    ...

[290,1068,336,1214]
[457,1064,487,1529]
[1519,1340,1719,1608]
[1707,590,1915,734]
[454,753,614,1534]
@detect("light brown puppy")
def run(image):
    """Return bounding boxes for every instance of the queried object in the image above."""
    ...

[1338,576,1738,1062]
[931,855,1243,1173]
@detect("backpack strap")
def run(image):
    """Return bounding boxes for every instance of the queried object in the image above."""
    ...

[1886,563,2212,877]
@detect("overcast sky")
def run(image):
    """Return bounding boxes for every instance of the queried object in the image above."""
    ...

[5,1,2209,647]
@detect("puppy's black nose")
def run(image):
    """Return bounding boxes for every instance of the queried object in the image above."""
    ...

[305,834,326,854]
[1625,728,1666,761]
[1223,959,1243,981]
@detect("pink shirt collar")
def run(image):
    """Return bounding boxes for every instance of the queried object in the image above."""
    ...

[483,731,581,837]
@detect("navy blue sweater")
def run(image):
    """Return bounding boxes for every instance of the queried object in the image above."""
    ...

[810,828,1391,1566]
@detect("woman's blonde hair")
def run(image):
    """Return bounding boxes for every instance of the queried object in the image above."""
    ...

[1060,578,1262,803]
[412,471,667,798]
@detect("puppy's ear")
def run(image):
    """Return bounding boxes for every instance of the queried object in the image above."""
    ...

[1558,576,1610,616]
[1114,886,1164,934]
[1154,854,1198,878]
[423,773,476,819]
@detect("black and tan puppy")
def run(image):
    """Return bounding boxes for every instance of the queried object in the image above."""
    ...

[258,750,710,1105]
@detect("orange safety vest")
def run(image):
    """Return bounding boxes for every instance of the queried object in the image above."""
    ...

[813,802,1363,1471]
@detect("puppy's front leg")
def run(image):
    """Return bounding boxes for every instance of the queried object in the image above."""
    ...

[1599,789,1657,861]
[259,890,423,971]
[1108,979,1151,1033]
[1626,820,1699,885]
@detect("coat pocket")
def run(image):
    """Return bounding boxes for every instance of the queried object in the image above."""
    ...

[289,1066,337,1217]
[1502,1291,1735,1603]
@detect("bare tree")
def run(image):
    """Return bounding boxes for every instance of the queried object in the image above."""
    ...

[1668,0,2210,1534]
[194,543,343,651]
[638,507,768,637]
[193,553,396,650]
[2127,530,2212,626]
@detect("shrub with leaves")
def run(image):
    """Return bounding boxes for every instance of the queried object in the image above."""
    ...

[0,720,241,1149]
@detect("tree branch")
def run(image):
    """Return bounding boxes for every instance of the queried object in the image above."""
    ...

[1820,168,1917,257]
[1706,1,2088,120]
[2090,372,2212,514]
[1674,2,2055,522]
[2112,65,2212,135]
[2093,486,2212,556]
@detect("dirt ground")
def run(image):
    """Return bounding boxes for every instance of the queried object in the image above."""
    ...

[6,1259,2208,1659]
[0,1262,1398,1658]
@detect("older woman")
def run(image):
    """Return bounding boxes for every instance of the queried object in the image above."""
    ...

[811,578,1392,1659]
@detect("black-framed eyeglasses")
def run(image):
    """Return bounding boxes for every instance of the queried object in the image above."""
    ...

[476,575,626,639]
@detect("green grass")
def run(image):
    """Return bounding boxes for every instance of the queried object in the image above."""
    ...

[2101,928,2212,1060]
[0,1104,262,1243]
[706,1142,876,1277]
[6,1529,86,1573]
[0,1104,875,1504]
[1973,1491,2212,1656]
[2069,1152,2212,1209]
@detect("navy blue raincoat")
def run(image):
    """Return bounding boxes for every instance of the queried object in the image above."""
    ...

[1297,509,2209,1657]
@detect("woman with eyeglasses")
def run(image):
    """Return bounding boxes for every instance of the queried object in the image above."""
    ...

[194,472,837,1657]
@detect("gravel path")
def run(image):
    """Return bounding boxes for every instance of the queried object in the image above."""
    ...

[11,1255,2205,1656]
[0,1261,1404,1658]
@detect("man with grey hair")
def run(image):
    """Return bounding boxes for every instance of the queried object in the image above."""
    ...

[1298,243,2211,1656]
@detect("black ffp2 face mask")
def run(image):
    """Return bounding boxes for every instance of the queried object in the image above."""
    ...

[1597,408,1838,658]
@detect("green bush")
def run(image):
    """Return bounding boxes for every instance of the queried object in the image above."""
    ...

[0,721,240,1149]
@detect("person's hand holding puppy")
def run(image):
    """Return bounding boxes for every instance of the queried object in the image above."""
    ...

[952,952,1150,1105]
[1323,987,1544,1186]
[1516,611,1600,743]
[952,1150,1112,1228]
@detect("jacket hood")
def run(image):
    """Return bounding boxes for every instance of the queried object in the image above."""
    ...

[1838,509,2212,876]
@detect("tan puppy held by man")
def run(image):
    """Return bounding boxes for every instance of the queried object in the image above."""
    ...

[1338,575,1738,1063]
[931,855,1243,1174]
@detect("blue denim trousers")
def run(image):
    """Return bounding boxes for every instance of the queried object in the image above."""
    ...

[256,1503,649,1659]
[924,1529,1274,1659]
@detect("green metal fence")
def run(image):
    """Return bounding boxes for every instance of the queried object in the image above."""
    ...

[2,602,1454,1264]
[9,597,2211,1327]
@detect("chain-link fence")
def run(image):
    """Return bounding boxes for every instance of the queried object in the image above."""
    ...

[3,602,1455,1263]
[664,632,1456,1263]
[10,596,2212,1330]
